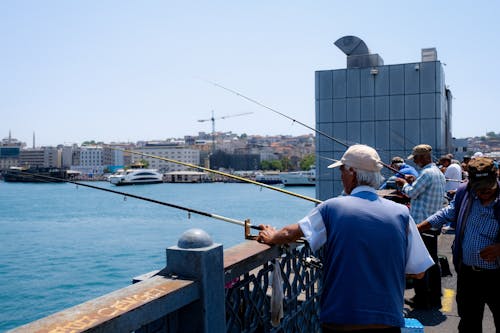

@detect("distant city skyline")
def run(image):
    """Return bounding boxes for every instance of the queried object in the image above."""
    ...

[2,2,499,146]
[2,127,498,149]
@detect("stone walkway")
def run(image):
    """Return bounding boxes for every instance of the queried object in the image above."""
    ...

[403,232,495,332]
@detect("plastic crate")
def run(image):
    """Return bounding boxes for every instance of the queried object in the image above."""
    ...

[402,318,424,333]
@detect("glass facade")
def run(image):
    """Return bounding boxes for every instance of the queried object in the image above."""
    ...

[316,60,452,199]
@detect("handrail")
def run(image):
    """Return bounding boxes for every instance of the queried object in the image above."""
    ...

[9,277,198,333]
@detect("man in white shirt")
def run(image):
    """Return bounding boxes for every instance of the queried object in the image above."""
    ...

[439,155,463,196]
[257,144,434,332]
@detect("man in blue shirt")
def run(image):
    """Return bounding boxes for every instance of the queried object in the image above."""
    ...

[418,157,500,333]
[396,144,446,309]
[257,145,434,333]
[379,156,418,190]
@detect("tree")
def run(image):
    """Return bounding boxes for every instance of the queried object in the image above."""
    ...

[299,154,315,170]
[281,157,292,171]
[486,131,499,139]
[260,160,282,171]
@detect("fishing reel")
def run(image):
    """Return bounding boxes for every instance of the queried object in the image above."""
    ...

[302,255,323,270]
[245,219,258,240]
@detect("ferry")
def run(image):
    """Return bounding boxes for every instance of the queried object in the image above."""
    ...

[108,168,163,186]
[164,171,210,183]
[279,167,315,186]
[254,171,282,185]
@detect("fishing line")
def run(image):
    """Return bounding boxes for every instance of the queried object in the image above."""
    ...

[15,171,262,230]
[203,79,401,174]
[202,79,349,148]
[112,148,322,204]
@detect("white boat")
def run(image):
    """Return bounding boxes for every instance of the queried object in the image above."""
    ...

[108,168,163,186]
[254,171,282,185]
[279,167,315,186]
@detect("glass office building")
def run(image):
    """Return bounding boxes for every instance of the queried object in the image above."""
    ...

[316,36,452,199]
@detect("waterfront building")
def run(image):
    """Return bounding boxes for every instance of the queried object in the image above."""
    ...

[71,146,106,176]
[59,145,78,168]
[19,146,60,168]
[132,145,200,172]
[0,132,23,170]
[452,138,470,161]
[316,36,453,198]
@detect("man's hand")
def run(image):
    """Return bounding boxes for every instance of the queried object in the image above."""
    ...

[395,177,407,187]
[257,225,278,244]
[417,221,432,232]
[256,224,304,245]
[405,175,416,184]
[480,244,500,262]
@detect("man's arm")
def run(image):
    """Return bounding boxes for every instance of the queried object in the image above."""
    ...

[257,224,304,245]
[417,220,433,232]
[405,216,435,278]
[397,172,429,199]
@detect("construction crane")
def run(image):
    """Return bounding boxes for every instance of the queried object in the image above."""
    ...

[198,110,253,152]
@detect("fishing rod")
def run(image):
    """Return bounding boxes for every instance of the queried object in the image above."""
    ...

[15,171,262,230]
[112,147,322,204]
[203,79,401,175]
[203,79,349,148]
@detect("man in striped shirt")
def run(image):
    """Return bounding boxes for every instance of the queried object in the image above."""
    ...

[418,157,500,332]
[396,144,446,309]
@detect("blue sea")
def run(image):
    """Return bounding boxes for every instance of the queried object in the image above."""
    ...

[0,181,316,331]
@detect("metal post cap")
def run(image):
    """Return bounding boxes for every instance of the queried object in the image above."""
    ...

[177,228,214,249]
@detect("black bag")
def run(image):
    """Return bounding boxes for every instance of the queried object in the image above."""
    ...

[438,255,452,277]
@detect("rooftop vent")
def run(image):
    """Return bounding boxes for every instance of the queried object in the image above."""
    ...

[334,35,384,68]
[421,48,438,62]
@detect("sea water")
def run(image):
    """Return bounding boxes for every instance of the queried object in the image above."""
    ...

[0,181,316,331]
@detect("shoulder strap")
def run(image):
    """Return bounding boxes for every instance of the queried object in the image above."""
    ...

[453,182,469,210]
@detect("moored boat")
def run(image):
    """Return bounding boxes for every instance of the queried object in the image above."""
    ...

[108,168,163,186]
[279,167,315,186]
[2,166,71,183]
[254,171,282,185]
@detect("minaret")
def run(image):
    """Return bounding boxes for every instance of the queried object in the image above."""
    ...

[33,131,35,149]
[8,130,11,144]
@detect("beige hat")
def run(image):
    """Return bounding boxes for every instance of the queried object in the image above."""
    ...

[407,144,432,160]
[328,144,382,172]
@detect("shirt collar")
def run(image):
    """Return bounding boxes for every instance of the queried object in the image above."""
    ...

[422,162,435,169]
[351,185,377,195]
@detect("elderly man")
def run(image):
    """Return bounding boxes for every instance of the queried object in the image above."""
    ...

[418,157,500,332]
[395,144,446,309]
[258,145,434,333]
[439,154,463,199]
[379,156,418,190]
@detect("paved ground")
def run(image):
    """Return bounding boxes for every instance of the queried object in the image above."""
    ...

[403,232,495,332]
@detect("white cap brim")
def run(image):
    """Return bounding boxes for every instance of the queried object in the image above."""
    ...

[327,160,343,168]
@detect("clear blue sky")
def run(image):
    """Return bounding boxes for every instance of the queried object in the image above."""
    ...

[1,1,498,146]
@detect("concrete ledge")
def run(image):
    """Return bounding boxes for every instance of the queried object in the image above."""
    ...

[9,276,199,333]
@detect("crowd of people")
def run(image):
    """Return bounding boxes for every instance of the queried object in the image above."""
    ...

[257,143,499,333]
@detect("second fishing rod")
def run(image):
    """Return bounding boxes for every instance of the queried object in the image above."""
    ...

[112,147,322,204]
[14,171,262,231]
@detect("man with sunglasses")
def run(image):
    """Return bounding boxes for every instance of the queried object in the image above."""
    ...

[418,157,500,332]
[258,145,434,333]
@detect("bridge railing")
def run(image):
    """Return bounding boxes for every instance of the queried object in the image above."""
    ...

[9,229,322,333]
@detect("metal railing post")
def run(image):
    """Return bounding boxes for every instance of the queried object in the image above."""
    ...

[165,228,225,333]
